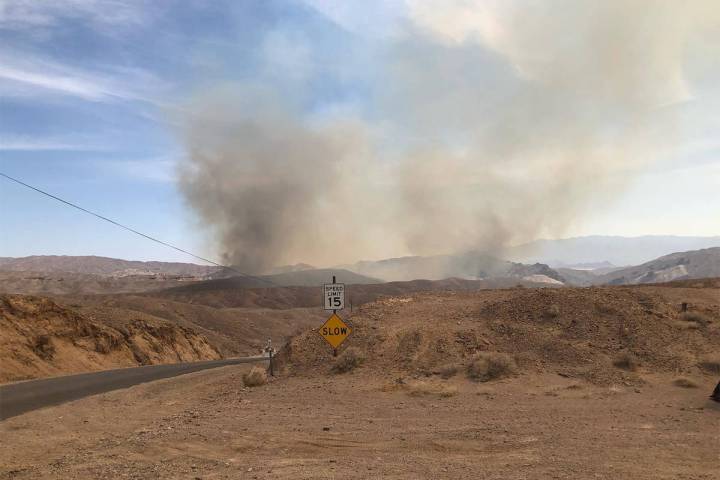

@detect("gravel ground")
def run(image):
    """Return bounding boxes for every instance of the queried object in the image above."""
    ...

[2,365,719,479]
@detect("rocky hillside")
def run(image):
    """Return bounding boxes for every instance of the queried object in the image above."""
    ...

[599,247,720,285]
[342,251,564,283]
[503,235,720,266]
[0,270,198,295]
[0,295,221,383]
[0,255,221,277]
[278,285,720,385]
[0,257,381,295]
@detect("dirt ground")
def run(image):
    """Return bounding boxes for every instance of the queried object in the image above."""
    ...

[1,364,718,479]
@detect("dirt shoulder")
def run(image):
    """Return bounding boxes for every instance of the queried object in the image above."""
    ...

[1,365,718,479]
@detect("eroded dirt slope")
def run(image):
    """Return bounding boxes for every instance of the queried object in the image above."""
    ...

[279,285,720,385]
[0,294,221,383]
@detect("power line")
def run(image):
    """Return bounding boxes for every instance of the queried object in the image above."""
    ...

[0,171,275,286]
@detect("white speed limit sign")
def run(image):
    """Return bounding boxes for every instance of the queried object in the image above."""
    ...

[323,283,345,311]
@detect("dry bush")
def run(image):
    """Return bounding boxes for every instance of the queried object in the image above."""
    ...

[672,320,701,330]
[32,335,55,360]
[437,365,459,379]
[612,352,640,372]
[698,357,720,375]
[242,366,268,387]
[466,352,516,382]
[543,304,560,319]
[332,348,363,374]
[380,378,456,397]
[672,377,699,389]
[594,302,616,315]
[679,312,711,325]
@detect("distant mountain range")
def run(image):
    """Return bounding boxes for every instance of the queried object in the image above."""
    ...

[596,247,720,285]
[0,255,219,278]
[502,235,720,266]
[340,251,564,283]
[2,236,719,291]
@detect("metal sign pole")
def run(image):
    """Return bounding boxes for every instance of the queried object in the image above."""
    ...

[332,275,337,357]
[320,275,350,355]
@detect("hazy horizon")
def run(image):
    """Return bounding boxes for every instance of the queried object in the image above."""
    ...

[3,234,719,269]
[2,1,719,267]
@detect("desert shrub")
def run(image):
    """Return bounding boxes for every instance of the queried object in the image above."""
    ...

[242,366,268,387]
[437,365,459,379]
[405,381,457,398]
[672,377,698,389]
[94,334,121,354]
[466,352,516,382]
[679,312,711,325]
[612,352,639,372]
[397,330,422,356]
[32,335,55,360]
[698,357,720,375]
[672,320,700,330]
[543,304,560,319]
[594,302,616,315]
[382,379,456,397]
[332,348,363,374]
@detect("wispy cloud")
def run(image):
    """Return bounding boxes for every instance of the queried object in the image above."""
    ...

[101,156,179,183]
[0,0,151,33]
[0,52,167,103]
[0,135,111,151]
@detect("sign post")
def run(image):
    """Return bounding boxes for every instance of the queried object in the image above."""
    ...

[320,276,349,356]
[323,276,345,312]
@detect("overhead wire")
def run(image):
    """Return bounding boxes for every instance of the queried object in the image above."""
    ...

[0,171,276,286]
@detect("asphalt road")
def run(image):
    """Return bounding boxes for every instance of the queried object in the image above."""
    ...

[0,357,268,420]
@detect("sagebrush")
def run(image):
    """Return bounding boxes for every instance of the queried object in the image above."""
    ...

[466,352,516,382]
[332,348,364,374]
[243,366,267,387]
[679,312,711,325]
[698,357,720,375]
[612,352,639,372]
[672,377,698,389]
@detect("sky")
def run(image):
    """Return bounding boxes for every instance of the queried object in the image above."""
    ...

[1,0,719,266]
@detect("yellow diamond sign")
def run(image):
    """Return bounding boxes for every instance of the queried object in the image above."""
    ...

[318,313,352,349]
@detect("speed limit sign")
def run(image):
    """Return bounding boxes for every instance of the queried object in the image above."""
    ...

[323,283,345,311]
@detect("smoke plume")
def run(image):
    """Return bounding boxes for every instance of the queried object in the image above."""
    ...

[178,1,720,272]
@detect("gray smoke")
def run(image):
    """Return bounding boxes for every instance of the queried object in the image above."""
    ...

[178,1,719,272]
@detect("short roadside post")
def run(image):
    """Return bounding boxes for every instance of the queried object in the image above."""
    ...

[265,338,274,376]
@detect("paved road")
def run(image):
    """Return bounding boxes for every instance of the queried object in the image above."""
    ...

[0,357,267,420]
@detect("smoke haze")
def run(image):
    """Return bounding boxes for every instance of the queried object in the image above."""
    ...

[178,0,720,272]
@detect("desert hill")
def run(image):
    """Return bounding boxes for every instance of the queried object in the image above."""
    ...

[0,294,221,383]
[503,235,720,266]
[0,255,222,277]
[0,260,380,295]
[598,247,720,285]
[44,277,560,363]
[279,284,720,385]
[341,251,564,283]
[0,270,199,296]
[152,276,560,310]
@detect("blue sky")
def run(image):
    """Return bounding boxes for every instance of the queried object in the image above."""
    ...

[1,1,719,265]
[1,0,345,262]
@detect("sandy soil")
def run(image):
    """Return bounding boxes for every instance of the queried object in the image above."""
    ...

[1,364,718,479]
